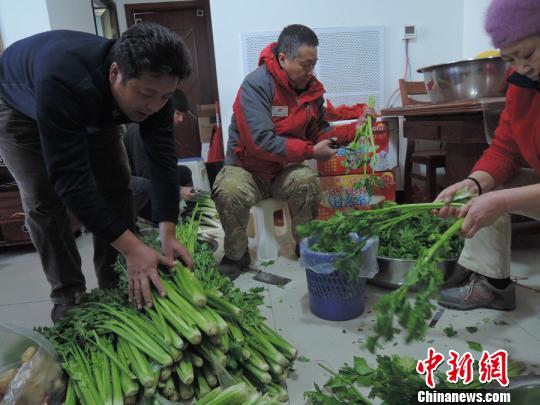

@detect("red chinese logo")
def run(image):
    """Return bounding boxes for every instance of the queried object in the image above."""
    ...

[446,350,474,385]
[416,347,445,388]
[479,350,509,387]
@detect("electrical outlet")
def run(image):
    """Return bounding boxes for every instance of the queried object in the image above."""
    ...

[403,25,416,40]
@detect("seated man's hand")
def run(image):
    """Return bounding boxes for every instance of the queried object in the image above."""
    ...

[313,137,339,161]
[180,187,197,201]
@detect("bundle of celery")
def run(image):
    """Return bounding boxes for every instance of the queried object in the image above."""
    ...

[195,382,280,405]
[297,190,471,351]
[342,96,384,196]
[305,354,526,405]
[181,191,222,232]
[37,214,296,404]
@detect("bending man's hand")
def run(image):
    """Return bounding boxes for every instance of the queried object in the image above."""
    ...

[125,243,174,309]
[159,221,194,269]
[112,230,172,309]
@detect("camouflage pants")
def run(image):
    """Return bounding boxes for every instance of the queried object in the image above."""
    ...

[212,164,320,260]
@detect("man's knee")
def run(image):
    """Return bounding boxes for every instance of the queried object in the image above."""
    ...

[281,168,321,203]
[212,167,259,209]
[213,179,257,210]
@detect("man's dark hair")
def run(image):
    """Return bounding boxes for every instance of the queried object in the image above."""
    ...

[275,24,319,59]
[172,89,189,112]
[111,22,192,81]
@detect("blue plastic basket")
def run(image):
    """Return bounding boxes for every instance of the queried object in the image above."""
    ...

[305,268,366,321]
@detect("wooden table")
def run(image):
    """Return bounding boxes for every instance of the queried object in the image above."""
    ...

[381,98,505,194]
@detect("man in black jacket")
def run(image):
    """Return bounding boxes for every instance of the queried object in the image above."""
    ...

[0,23,193,320]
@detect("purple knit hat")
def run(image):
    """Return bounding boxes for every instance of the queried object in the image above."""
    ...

[485,0,540,48]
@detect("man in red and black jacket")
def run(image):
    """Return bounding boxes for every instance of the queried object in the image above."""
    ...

[213,24,372,279]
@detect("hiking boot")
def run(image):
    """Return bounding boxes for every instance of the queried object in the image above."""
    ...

[442,264,471,289]
[51,303,78,323]
[439,273,516,311]
[218,250,251,280]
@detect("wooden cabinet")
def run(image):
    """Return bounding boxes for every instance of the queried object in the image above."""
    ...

[382,98,505,189]
[0,191,31,246]
[0,171,81,247]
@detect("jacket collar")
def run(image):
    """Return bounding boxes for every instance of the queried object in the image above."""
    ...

[507,72,540,91]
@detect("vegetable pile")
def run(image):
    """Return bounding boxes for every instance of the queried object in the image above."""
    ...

[36,213,296,404]
[304,354,526,404]
[376,207,464,260]
[297,190,471,351]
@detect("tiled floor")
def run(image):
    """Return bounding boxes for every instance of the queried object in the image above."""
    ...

[1,232,539,404]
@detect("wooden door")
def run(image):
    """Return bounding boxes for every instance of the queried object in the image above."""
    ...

[125,1,218,158]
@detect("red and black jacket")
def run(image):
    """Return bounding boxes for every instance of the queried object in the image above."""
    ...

[225,42,356,180]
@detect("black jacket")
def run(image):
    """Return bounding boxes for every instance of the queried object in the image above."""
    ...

[0,30,179,243]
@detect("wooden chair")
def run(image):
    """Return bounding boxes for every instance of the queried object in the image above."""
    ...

[400,79,446,201]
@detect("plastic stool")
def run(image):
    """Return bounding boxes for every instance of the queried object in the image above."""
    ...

[177,158,211,191]
[250,198,293,262]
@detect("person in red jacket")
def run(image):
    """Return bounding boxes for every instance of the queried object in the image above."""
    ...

[436,0,540,311]
[213,24,373,279]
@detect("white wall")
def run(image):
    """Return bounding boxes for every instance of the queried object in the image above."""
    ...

[462,0,493,58]
[46,0,95,33]
[0,0,51,47]
[210,0,466,147]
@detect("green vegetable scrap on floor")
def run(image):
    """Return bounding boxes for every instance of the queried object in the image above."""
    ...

[36,212,297,404]
[297,189,472,351]
[304,355,527,405]
[444,326,458,338]
[467,341,483,352]
[465,326,478,334]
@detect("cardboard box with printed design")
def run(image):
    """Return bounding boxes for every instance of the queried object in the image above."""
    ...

[197,104,217,143]
[317,120,397,176]
[317,171,396,220]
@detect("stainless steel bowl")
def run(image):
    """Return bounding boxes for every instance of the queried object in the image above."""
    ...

[368,256,457,290]
[417,57,510,103]
[197,235,218,252]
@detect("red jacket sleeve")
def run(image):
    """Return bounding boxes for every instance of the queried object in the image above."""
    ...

[310,97,356,144]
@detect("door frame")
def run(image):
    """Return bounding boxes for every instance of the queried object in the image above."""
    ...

[124,0,218,100]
